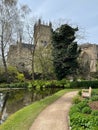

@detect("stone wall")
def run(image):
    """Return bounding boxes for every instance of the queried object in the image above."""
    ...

[7,43,33,72]
[80,43,98,72]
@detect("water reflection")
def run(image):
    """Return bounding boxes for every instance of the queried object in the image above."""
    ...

[0,93,8,124]
[0,87,60,124]
[0,89,30,124]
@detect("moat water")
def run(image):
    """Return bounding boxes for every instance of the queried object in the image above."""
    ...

[0,89,33,124]
[0,87,59,124]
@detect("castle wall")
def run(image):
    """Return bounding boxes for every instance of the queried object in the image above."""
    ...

[80,44,98,72]
[7,44,32,72]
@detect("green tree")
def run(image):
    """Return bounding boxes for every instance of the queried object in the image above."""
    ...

[34,43,54,79]
[52,24,80,80]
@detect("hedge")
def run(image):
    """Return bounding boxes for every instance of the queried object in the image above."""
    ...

[0,82,28,88]
[70,80,98,88]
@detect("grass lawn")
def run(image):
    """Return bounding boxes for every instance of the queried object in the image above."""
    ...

[0,89,75,130]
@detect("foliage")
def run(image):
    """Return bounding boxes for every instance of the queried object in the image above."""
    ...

[70,80,98,88]
[82,106,92,114]
[70,113,92,129]
[91,96,98,101]
[16,73,25,82]
[34,43,54,80]
[91,89,98,96]
[72,96,81,104]
[91,110,98,116]
[0,66,25,83]
[69,90,98,130]
[52,24,80,80]
[78,90,82,96]
[0,82,28,88]
[76,100,89,110]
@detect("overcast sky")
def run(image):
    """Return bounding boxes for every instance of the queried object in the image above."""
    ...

[19,0,98,44]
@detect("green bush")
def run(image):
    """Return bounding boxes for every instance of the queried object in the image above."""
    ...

[78,90,82,96]
[72,96,81,104]
[0,66,25,83]
[92,89,98,95]
[70,112,98,129]
[69,106,81,115]
[70,113,91,129]
[0,82,28,88]
[82,106,92,114]
[90,116,98,127]
[91,110,98,116]
[69,97,98,130]
[16,73,25,82]
[91,96,98,101]
[77,101,88,110]
[70,80,98,88]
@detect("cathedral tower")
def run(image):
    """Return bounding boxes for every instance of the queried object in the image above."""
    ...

[34,19,52,47]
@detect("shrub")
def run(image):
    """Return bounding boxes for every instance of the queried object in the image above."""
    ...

[0,82,28,88]
[70,80,98,88]
[90,116,98,127]
[69,106,80,116]
[70,113,91,129]
[91,96,98,101]
[72,96,81,104]
[82,106,92,114]
[69,96,98,130]
[78,90,82,96]
[77,100,88,110]
[0,66,25,83]
[16,73,25,82]
[91,110,98,116]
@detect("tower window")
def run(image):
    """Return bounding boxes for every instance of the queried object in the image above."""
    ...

[41,40,47,46]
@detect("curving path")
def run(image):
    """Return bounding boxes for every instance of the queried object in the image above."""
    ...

[29,91,78,130]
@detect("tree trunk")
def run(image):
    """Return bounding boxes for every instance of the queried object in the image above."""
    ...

[0,92,9,121]
[31,44,37,80]
[1,26,8,82]
[31,54,34,80]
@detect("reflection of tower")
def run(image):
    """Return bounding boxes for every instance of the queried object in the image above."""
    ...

[34,19,52,47]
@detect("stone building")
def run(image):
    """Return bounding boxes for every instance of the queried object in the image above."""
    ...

[80,43,98,73]
[7,40,33,72]
[7,19,98,78]
[7,19,53,76]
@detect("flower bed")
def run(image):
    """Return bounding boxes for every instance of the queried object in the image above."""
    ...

[69,89,98,130]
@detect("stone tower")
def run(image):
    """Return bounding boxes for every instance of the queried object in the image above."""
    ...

[34,19,53,76]
[34,19,52,46]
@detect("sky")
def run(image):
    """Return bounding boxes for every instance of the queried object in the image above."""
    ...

[19,0,98,44]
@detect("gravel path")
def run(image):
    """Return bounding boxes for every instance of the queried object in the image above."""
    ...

[29,91,78,130]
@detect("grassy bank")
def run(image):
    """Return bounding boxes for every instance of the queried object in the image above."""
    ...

[0,89,75,130]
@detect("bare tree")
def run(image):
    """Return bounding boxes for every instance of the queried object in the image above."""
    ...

[24,18,40,80]
[0,0,31,82]
[0,0,18,81]
[25,18,54,80]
